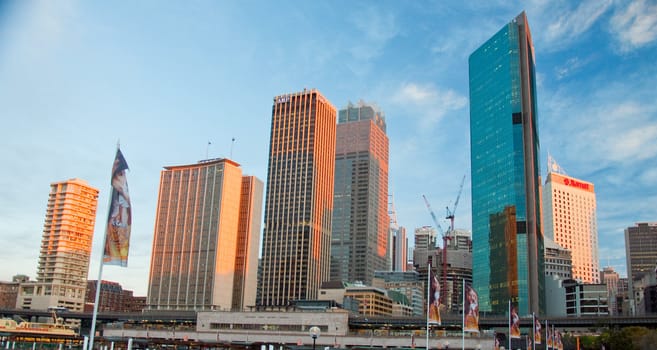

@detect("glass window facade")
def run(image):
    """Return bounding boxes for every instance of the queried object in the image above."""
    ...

[469,12,544,315]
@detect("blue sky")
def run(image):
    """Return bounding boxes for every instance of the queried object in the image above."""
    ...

[1,1,656,296]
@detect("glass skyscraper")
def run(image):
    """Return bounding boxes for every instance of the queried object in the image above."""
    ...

[469,11,544,315]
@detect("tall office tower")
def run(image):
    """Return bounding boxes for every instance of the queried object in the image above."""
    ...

[469,11,544,314]
[543,159,599,283]
[331,101,390,285]
[392,226,408,272]
[148,158,263,311]
[259,89,337,306]
[232,175,264,311]
[624,222,657,314]
[17,179,99,311]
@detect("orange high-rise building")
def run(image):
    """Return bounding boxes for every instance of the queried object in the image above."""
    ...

[543,158,599,284]
[148,159,262,311]
[259,89,337,307]
[17,178,99,311]
[331,101,389,285]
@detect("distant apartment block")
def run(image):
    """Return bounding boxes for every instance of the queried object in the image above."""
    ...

[17,179,99,312]
[544,236,573,281]
[0,280,19,309]
[85,280,145,313]
[392,226,407,272]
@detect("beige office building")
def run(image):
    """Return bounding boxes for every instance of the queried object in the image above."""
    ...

[148,159,262,311]
[543,166,599,284]
[17,178,99,311]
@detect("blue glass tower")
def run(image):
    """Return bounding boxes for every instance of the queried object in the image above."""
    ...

[468,12,544,315]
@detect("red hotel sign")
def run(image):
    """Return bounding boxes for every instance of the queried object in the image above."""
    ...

[563,178,590,190]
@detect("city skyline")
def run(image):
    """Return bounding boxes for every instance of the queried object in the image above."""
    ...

[1,1,656,295]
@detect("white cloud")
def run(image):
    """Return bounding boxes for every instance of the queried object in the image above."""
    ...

[391,82,468,128]
[554,56,591,79]
[524,0,612,50]
[639,167,657,185]
[599,103,657,162]
[348,6,399,62]
[610,0,657,52]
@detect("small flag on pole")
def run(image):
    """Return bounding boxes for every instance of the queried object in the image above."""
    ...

[510,303,521,339]
[463,284,479,332]
[534,315,542,345]
[103,148,131,267]
[428,267,441,325]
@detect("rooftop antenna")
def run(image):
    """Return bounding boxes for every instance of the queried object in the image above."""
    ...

[206,141,211,159]
[230,137,236,159]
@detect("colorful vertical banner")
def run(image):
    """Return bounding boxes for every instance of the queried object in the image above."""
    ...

[428,267,441,325]
[463,284,479,332]
[547,325,553,349]
[534,315,542,345]
[555,330,563,350]
[510,303,521,339]
[103,148,131,267]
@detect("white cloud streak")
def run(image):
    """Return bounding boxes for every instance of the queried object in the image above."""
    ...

[391,82,468,129]
[610,0,657,52]
[544,0,612,42]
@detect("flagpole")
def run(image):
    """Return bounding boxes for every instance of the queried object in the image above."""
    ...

[426,262,430,350]
[461,278,465,350]
[508,300,511,350]
[532,312,536,350]
[545,319,548,350]
[88,147,118,350]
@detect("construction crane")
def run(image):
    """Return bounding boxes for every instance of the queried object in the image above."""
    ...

[422,194,449,305]
[445,175,466,234]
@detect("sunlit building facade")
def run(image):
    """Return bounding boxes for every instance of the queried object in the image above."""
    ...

[259,89,337,306]
[148,159,262,311]
[232,175,264,311]
[543,168,599,284]
[469,12,544,315]
[331,101,389,285]
[17,178,99,311]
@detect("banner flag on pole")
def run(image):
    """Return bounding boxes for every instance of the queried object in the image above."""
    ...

[428,266,441,325]
[103,148,131,267]
[463,284,479,332]
[534,315,542,345]
[510,303,521,339]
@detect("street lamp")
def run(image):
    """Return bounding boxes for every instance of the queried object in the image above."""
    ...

[309,326,321,350]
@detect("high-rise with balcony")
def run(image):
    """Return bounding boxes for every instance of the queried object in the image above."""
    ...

[17,178,99,311]
[147,158,262,311]
[469,11,544,315]
[259,89,337,306]
[331,101,389,285]
[543,158,599,284]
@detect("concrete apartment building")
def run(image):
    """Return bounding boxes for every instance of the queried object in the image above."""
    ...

[17,178,99,312]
